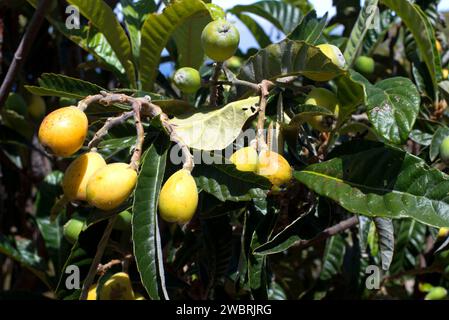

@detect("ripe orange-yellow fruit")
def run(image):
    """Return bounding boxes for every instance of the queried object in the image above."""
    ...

[134,293,146,300]
[38,106,88,157]
[28,94,46,120]
[62,152,106,201]
[86,163,137,211]
[87,284,98,300]
[256,150,292,187]
[303,44,346,82]
[99,272,135,300]
[159,169,198,223]
[438,227,449,238]
[303,87,339,132]
[229,147,258,172]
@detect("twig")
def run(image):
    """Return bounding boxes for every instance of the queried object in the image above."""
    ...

[78,92,194,171]
[88,111,134,150]
[79,216,117,300]
[130,101,144,171]
[209,61,223,107]
[294,216,359,250]
[97,254,133,276]
[256,80,274,152]
[0,0,52,108]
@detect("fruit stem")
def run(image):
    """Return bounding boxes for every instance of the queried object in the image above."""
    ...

[209,61,223,107]
[78,91,195,172]
[88,111,134,150]
[79,216,117,300]
[256,80,274,153]
[130,101,144,171]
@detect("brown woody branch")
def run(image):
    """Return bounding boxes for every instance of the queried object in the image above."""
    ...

[209,61,223,107]
[78,92,194,171]
[0,0,52,108]
[79,216,117,300]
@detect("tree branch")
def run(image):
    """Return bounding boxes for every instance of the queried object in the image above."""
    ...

[294,216,359,250]
[0,0,52,108]
[209,61,223,107]
[88,111,134,150]
[130,101,144,171]
[79,216,117,300]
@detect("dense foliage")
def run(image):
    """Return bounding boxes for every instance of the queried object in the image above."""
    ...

[1,0,449,300]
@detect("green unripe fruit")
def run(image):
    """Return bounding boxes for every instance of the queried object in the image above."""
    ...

[303,87,339,132]
[28,95,46,120]
[201,19,240,62]
[63,217,85,244]
[173,67,201,94]
[226,56,243,72]
[440,136,449,164]
[113,210,132,231]
[354,56,375,75]
[425,287,447,300]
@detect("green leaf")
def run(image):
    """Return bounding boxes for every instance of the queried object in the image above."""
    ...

[25,73,105,100]
[172,8,215,69]
[169,96,259,151]
[55,220,109,299]
[132,134,170,300]
[192,156,271,202]
[233,13,272,48]
[0,235,50,288]
[439,81,449,103]
[35,171,68,278]
[139,0,211,91]
[238,39,346,85]
[410,129,433,146]
[373,217,394,270]
[365,77,420,145]
[390,218,426,274]
[380,0,442,92]
[319,234,346,281]
[344,0,379,66]
[121,0,156,65]
[430,126,449,161]
[294,142,449,228]
[67,0,136,87]
[229,0,302,34]
[334,71,366,122]
[287,10,327,44]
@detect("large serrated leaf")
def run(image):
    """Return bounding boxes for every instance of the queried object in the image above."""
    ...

[344,0,379,66]
[390,218,426,274]
[229,0,302,34]
[365,77,420,145]
[67,0,136,87]
[238,40,346,85]
[132,134,170,300]
[121,0,156,64]
[192,156,270,202]
[319,234,346,281]
[287,10,327,44]
[139,0,211,90]
[373,217,394,271]
[25,73,105,100]
[294,142,449,228]
[169,96,259,151]
[380,0,442,92]
[173,6,217,69]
